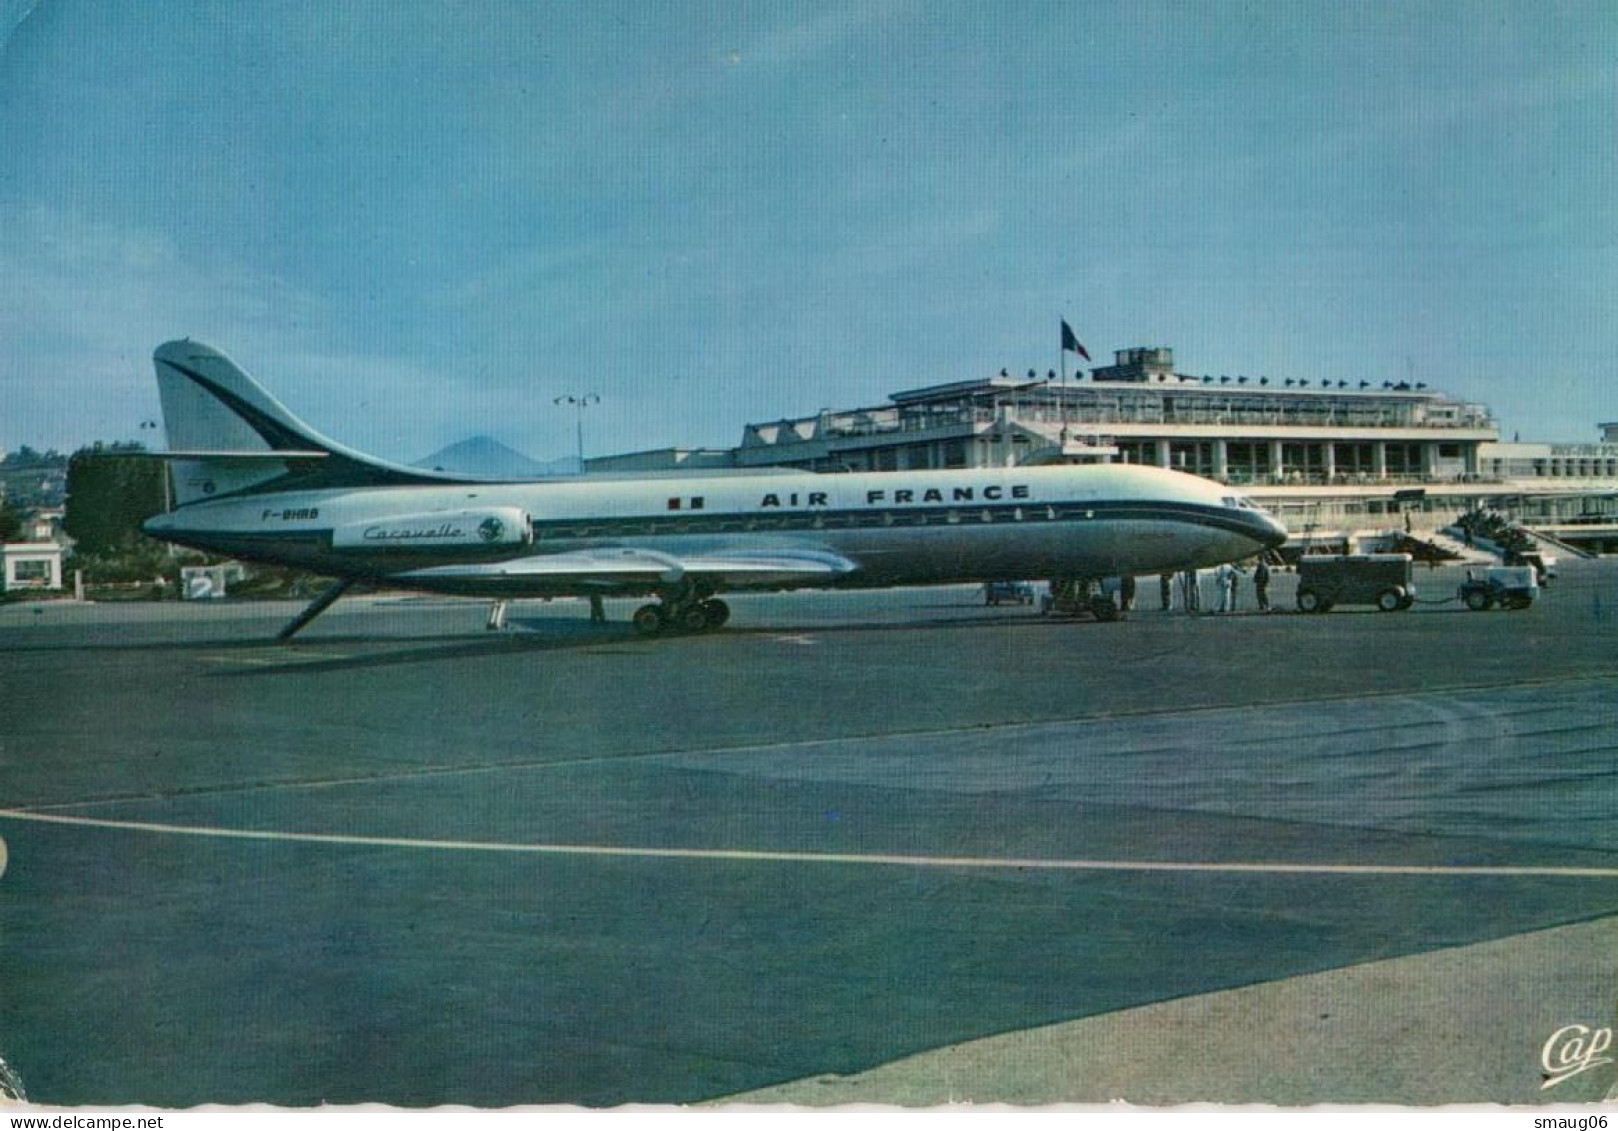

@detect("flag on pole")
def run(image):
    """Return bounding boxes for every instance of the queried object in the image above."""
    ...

[1060,320,1090,361]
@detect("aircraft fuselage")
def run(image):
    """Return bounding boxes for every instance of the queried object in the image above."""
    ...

[145,462,1286,598]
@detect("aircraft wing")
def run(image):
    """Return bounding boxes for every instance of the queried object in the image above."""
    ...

[393,546,857,591]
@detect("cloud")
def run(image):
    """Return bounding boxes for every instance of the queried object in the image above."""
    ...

[0,204,455,455]
[733,1,908,68]
[0,0,41,55]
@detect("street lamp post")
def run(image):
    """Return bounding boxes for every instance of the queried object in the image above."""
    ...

[553,393,600,472]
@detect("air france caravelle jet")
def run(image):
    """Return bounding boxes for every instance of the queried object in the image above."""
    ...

[140,340,1288,640]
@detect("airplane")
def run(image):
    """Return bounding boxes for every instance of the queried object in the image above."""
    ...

[139,339,1288,640]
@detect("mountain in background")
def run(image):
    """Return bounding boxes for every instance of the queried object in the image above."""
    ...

[413,436,579,478]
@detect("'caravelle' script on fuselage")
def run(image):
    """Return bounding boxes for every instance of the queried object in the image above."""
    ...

[362,522,469,541]
[758,484,1033,508]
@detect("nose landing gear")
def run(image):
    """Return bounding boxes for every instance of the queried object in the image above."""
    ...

[1040,578,1123,622]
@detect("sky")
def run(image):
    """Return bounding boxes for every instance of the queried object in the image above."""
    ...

[1,0,1614,462]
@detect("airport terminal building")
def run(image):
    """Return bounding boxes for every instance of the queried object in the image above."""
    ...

[590,346,1618,554]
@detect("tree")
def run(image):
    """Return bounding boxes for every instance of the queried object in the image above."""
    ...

[0,496,22,542]
[63,444,168,555]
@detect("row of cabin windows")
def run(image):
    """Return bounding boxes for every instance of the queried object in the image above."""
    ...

[529,503,1140,539]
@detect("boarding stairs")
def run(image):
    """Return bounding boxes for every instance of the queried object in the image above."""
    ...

[1420,528,1497,565]
[1521,527,1596,560]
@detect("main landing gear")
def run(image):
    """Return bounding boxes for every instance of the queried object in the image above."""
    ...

[631,583,731,637]
[1041,578,1123,622]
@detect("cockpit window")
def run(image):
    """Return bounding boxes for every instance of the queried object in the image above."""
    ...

[1222,496,1261,510]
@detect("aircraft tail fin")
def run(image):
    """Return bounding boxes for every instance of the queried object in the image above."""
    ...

[151,340,456,506]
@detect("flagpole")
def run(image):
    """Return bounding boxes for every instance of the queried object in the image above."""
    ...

[1059,321,1069,446]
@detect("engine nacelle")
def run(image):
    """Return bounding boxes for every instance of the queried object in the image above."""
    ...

[331,507,531,552]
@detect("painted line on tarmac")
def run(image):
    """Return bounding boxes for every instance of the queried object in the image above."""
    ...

[1,809,1617,878]
[20,670,1618,817]
[192,652,361,667]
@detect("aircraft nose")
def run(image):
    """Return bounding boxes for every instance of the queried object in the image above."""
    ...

[1252,508,1288,550]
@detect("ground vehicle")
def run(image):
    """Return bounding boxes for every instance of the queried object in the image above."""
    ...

[983,581,1036,606]
[1295,553,1416,613]
[1505,551,1558,585]
[1458,566,1538,611]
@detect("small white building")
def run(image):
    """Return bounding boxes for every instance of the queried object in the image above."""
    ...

[180,561,248,599]
[0,542,64,592]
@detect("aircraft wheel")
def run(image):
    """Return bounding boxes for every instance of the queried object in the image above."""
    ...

[1463,589,1493,612]
[1296,589,1324,613]
[1376,589,1404,613]
[632,604,666,636]
[700,598,731,628]
[676,604,711,633]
